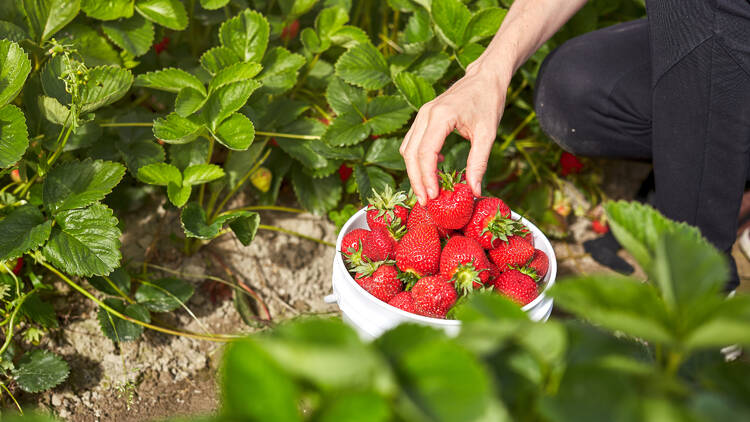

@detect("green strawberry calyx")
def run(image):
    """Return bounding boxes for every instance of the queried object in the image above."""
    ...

[450,261,487,296]
[368,186,409,223]
[510,264,540,282]
[482,215,527,244]
[437,170,465,192]
[399,270,422,291]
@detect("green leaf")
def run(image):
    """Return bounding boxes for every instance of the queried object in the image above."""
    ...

[204,80,260,130]
[81,0,134,20]
[464,7,506,44]
[38,96,71,126]
[97,298,150,342]
[549,275,675,345]
[135,0,188,30]
[412,51,451,83]
[393,71,435,110]
[89,267,131,297]
[329,25,369,48]
[200,0,229,9]
[224,141,267,187]
[326,77,366,116]
[135,277,194,312]
[0,205,52,261]
[456,42,485,69]
[136,162,181,186]
[0,21,29,42]
[221,339,301,421]
[174,87,207,117]
[365,95,412,135]
[20,293,59,328]
[209,61,263,93]
[0,40,31,108]
[683,296,750,350]
[335,43,390,90]
[167,181,191,207]
[200,46,240,75]
[321,112,369,147]
[43,159,126,214]
[101,14,155,57]
[169,138,209,171]
[431,0,471,48]
[365,137,405,170]
[42,204,122,277]
[22,0,80,42]
[354,165,395,204]
[80,66,134,113]
[300,27,329,54]
[219,9,269,63]
[290,167,341,215]
[228,212,260,246]
[181,202,257,239]
[213,112,256,150]
[183,163,224,185]
[59,23,121,67]
[258,47,306,94]
[316,6,348,39]
[317,392,390,422]
[12,350,69,393]
[153,113,204,144]
[135,68,206,95]
[279,0,318,17]
[276,138,327,169]
[404,9,433,44]
[0,104,30,168]
[40,54,71,105]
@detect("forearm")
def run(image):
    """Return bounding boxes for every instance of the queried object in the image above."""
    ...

[468,0,588,82]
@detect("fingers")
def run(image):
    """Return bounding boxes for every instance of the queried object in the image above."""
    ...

[465,128,496,197]
[401,112,430,205]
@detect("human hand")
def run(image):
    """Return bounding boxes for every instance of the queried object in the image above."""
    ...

[400,63,507,205]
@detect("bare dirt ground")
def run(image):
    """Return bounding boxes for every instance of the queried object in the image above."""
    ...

[15,159,750,421]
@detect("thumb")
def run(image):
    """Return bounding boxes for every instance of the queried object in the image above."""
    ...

[465,133,494,196]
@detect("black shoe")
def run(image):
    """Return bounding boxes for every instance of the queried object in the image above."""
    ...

[583,231,634,275]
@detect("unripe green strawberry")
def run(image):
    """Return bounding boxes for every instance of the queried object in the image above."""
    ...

[426,171,475,230]
[367,186,410,231]
[388,291,417,313]
[463,197,527,249]
[411,275,457,318]
[493,269,538,306]
[488,235,534,271]
[395,223,441,278]
[439,236,491,294]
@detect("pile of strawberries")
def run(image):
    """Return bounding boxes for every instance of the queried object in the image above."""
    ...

[341,171,550,319]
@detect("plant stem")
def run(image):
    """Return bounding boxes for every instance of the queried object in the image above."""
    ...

[99,122,154,127]
[46,123,75,166]
[0,382,22,415]
[198,136,215,207]
[40,262,238,342]
[0,288,38,360]
[210,149,271,221]
[98,123,319,140]
[498,111,537,152]
[258,224,335,247]
[228,205,304,214]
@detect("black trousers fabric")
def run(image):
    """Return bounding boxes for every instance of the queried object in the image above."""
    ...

[534,0,750,290]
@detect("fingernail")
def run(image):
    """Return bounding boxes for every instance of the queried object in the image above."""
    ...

[427,187,436,198]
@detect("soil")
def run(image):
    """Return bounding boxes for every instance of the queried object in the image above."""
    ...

[12,159,750,421]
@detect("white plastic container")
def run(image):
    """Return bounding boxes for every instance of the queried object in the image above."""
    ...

[325,208,557,340]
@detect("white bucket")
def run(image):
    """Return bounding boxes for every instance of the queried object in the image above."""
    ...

[325,208,557,340]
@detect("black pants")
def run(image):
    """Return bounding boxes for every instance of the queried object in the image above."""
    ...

[535,0,750,290]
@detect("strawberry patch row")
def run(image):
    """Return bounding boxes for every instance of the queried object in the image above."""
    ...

[341,171,550,319]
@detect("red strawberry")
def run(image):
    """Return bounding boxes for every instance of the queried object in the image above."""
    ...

[560,152,583,176]
[366,186,410,231]
[592,220,609,234]
[494,269,539,305]
[388,291,417,313]
[407,202,452,238]
[411,275,457,318]
[338,164,352,182]
[341,229,370,257]
[281,19,300,41]
[439,236,491,294]
[269,138,279,147]
[488,235,534,271]
[520,226,534,246]
[463,197,527,249]
[426,171,475,230]
[341,229,387,267]
[153,36,170,54]
[487,261,500,284]
[527,249,549,280]
[395,224,441,279]
[12,258,23,275]
[10,169,21,183]
[359,263,402,302]
[368,226,398,260]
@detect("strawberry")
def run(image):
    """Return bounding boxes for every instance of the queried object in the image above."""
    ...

[12,258,23,275]
[10,169,21,183]
[338,164,353,182]
[439,236,491,294]
[487,261,501,284]
[281,19,300,41]
[340,229,387,267]
[592,219,609,234]
[153,36,170,54]
[493,269,539,305]
[368,226,399,260]
[357,263,403,303]
[395,223,441,280]
[520,226,534,246]
[341,229,370,258]
[560,152,583,176]
[463,197,527,249]
[411,275,458,318]
[407,202,453,238]
[488,235,534,271]
[388,291,417,313]
[366,186,410,231]
[527,249,549,280]
[426,170,475,230]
